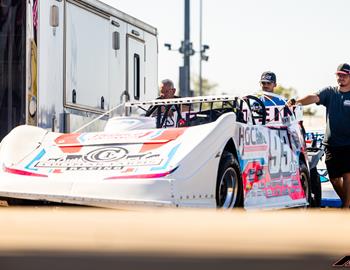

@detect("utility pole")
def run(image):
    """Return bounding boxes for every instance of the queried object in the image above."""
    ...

[179,0,193,97]
[165,0,209,97]
[199,0,203,96]
[199,0,209,97]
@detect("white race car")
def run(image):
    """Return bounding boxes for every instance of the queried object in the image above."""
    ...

[0,93,321,209]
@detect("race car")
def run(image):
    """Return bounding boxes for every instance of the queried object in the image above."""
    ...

[0,93,321,209]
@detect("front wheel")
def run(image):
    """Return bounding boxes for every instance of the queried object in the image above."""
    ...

[216,151,243,208]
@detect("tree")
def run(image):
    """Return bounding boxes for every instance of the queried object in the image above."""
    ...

[275,85,316,116]
[274,85,297,100]
[192,75,218,96]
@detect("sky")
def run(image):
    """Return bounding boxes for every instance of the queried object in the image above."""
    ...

[102,0,350,99]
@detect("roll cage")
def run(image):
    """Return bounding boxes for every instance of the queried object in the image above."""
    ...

[125,95,271,128]
[75,93,300,133]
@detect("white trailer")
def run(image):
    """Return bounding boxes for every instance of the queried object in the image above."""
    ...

[0,0,158,140]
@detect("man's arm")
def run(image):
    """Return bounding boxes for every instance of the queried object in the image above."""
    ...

[289,94,320,106]
[296,94,320,106]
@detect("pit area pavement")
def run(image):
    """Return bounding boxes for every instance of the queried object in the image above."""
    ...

[0,207,348,270]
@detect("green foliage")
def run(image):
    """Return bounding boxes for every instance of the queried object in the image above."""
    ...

[274,85,316,116]
[274,85,297,100]
[192,75,218,96]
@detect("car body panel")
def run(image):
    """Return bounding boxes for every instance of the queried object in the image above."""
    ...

[0,95,309,209]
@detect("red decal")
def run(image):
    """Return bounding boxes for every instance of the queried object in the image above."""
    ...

[4,166,48,178]
[242,161,265,192]
[55,133,82,153]
[140,128,186,153]
[105,168,176,180]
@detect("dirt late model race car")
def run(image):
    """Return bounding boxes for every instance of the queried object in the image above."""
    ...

[0,93,321,209]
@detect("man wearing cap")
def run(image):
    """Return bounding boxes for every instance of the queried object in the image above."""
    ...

[289,63,350,208]
[260,71,277,93]
[258,71,287,106]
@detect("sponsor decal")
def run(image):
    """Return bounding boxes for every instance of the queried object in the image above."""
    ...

[83,147,127,162]
[242,105,297,124]
[34,147,163,171]
[238,126,268,153]
[87,131,154,142]
[240,126,304,203]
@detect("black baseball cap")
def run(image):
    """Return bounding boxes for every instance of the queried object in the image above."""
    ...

[260,71,276,83]
[336,63,350,75]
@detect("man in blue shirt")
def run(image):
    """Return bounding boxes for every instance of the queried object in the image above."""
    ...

[260,71,277,93]
[259,71,287,106]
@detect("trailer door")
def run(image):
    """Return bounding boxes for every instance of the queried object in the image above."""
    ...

[126,35,145,102]
[65,1,110,112]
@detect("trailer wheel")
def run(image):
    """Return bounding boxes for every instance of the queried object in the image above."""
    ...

[216,151,243,208]
[299,161,312,206]
[310,168,321,207]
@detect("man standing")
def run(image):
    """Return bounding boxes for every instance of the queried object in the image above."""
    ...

[291,63,350,208]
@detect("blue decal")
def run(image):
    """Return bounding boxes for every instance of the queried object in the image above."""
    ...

[25,149,46,171]
[151,144,180,171]
[78,133,88,143]
[149,130,163,139]
[240,157,265,172]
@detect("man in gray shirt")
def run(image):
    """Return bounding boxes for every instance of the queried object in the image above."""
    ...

[291,63,350,208]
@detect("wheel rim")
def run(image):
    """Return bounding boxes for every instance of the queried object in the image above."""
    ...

[218,167,238,208]
[300,170,309,202]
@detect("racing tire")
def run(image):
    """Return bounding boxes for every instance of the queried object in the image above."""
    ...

[310,168,321,207]
[299,161,312,207]
[216,151,243,208]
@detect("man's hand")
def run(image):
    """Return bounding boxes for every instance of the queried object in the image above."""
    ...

[287,98,296,107]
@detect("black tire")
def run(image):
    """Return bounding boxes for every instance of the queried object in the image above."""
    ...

[216,151,243,208]
[310,168,321,207]
[299,161,312,207]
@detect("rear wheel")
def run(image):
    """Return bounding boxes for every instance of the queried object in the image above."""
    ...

[216,151,243,208]
[299,161,312,206]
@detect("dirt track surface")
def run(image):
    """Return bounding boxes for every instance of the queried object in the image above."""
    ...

[0,208,348,270]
